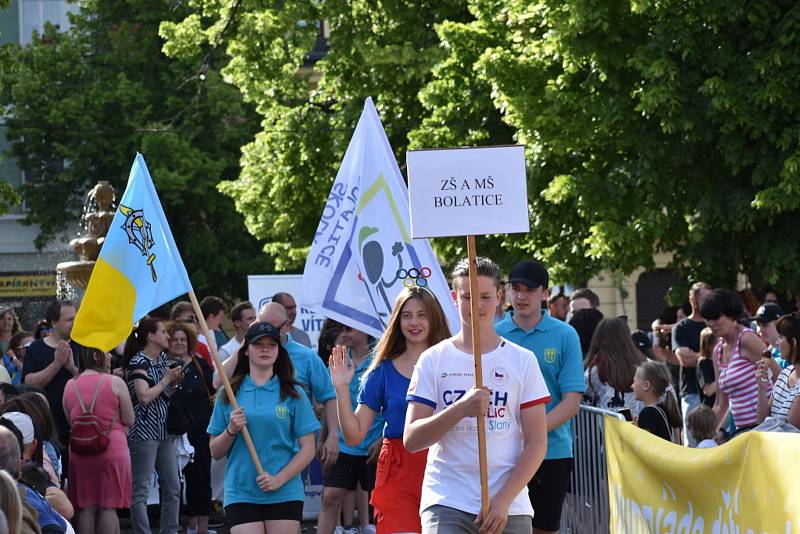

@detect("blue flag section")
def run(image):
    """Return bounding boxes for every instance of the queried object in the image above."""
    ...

[301,98,460,337]
[72,153,192,351]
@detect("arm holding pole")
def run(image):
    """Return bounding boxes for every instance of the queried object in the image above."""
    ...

[189,291,265,475]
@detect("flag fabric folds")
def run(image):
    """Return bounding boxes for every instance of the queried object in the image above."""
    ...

[301,97,460,337]
[72,153,192,351]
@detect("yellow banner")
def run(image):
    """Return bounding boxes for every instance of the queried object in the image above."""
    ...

[0,273,56,298]
[605,416,800,533]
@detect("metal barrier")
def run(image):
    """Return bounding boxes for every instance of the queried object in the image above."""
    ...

[559,405,625,534]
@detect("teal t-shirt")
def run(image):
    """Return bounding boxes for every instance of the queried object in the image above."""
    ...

[285,336,337,404]
[339,353,384,456]
[495,311,585,459]
[207,375,321,506]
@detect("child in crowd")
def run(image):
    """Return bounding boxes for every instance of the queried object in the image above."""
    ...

[330,286,451,533]
[697,327,718,408]
[209,322,320,534]
[632,361,682,443]
[318,326,382,534]
[404,257,550,533]
[687,406,718,449]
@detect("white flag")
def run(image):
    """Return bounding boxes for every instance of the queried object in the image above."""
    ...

[301,98,460,338]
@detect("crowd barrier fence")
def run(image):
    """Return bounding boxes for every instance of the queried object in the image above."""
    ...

[559,405,625,534]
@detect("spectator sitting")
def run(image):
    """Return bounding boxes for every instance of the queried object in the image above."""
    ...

[584,318,646,418]
[3,394,60,485]
[0,468,23,534]
[688,406,718,449]
[0,415,69,533]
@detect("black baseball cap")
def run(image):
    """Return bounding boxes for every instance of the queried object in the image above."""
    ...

[753,303,782,324]
[508,260,549,289]
[245,322,281,344]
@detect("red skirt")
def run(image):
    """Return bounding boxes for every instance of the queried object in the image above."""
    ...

[371,438,427,534]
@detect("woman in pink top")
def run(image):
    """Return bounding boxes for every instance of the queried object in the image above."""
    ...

[701,289,766,435]
[63,346,134,534]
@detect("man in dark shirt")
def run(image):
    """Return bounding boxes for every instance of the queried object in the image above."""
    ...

[22,300,79,447]
[671,282,711,446]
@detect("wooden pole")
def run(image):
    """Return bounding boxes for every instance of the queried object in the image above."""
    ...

[188,290,265,476]
[467,235,490,518]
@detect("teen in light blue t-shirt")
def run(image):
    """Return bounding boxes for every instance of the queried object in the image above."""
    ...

[208,322,320,530]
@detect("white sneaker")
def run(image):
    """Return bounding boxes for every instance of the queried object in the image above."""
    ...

[187,529,217,534]
[333,527,346,534]
[361,526,377,534]
[344,529,360,534]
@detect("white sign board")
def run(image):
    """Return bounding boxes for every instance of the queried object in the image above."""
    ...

[407,145,529,238]
[247,274,325,352]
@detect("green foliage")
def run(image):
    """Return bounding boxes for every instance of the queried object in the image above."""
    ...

[166,0,800,294]
[0,0,267,298]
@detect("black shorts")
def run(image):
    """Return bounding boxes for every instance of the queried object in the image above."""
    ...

[224,501,303,526]
[528,458,573,531]
[323,452,376,491]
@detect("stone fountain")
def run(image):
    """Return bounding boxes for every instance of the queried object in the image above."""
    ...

[56,181,117,297]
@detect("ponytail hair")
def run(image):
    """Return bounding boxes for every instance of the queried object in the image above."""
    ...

[123,317,163,365]
[638,361,682,429]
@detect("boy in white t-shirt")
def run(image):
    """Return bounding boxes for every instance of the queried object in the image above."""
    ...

[404,257,551,534]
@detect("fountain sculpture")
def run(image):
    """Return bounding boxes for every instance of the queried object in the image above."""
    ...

[56,181,117,297]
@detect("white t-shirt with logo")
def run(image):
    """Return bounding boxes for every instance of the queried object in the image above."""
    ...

[407,337,551,516]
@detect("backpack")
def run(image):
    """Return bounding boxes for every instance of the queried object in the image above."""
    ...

[69,376,117,455]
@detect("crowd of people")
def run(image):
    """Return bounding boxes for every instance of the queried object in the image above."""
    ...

[0,260,798,534]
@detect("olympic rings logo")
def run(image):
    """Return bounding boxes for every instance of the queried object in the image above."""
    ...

[397,267,432,287]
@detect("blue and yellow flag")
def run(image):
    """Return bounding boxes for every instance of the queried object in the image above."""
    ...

[72,153,192,351]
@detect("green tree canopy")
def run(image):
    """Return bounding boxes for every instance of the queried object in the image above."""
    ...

[166,1,800,295]
[0,0,267,298]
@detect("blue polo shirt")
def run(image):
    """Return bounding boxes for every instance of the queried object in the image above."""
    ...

[285,336,336,404]
[208,375,321,506]
[495,311,585,459]
[340,354,384,456]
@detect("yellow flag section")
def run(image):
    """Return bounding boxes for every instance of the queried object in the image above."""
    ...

[605,416,800,533]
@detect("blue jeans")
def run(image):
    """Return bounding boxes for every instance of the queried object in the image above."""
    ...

[681,393,701,447]
[129,438,180,534]
[422,504,532,534]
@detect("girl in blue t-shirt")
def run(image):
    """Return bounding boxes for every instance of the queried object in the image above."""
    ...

[329,286,451,534]
[208,321,320,534]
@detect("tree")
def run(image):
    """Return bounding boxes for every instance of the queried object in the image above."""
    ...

[0,0,21,216]
[161,0,478,271]
[419,0,800,293]
[0,0,267,298]
[163,0,800,295]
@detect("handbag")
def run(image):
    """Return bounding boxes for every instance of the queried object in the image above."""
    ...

[166,399,194,435]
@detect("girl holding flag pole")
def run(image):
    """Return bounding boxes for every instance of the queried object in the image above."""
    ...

[329,286,451,533]
[208,322,320,533]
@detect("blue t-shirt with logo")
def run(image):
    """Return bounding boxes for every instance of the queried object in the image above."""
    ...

[339,354,384,456]
[358,359,410,439]
[285,336,336,404]
[495,311,585,459]
[207,375,321,506]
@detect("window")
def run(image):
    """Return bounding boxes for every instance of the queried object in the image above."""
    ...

[18,0,76,45]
